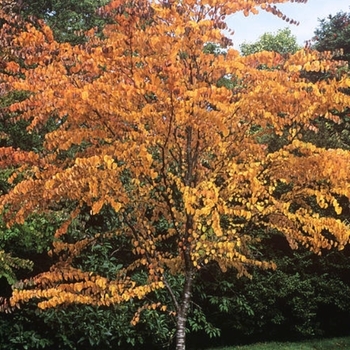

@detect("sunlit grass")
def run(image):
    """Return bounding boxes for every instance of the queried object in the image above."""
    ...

[205,336,350,350]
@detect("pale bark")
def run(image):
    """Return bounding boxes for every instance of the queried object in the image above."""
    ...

[175,269,193,350]
[175,125,197,350]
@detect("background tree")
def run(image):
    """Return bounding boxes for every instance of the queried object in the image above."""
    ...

[1,1,350,349]
[312,9,350,64]
[2,0,111,44]
[240,27,300,56]
[302,10,350,150]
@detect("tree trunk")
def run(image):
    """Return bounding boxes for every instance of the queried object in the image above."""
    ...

[175,269,193,350]
[176,125,197,350]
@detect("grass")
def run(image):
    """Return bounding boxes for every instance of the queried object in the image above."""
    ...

[205,336,350,350]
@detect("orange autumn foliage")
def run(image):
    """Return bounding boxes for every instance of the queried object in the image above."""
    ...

[0,0,350,348]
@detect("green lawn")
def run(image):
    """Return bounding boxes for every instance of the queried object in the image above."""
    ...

[205,336,350,350]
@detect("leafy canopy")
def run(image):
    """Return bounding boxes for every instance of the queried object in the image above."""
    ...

[240,27,300,56]
[2,0,112,44]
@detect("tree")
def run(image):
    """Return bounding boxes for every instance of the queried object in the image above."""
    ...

[2,0,111,44]
[240,27,300,56]
[312,9,350,63]
[1,0,350,349]
[302,10,350,149]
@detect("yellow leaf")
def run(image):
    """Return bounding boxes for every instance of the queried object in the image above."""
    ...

[222,127,229,138]
[74,283,83,292]
[81,90,89,100]
[91,200,104,215]
[334,203,342,215]
[110,200,121,212]
[256,204,264,212]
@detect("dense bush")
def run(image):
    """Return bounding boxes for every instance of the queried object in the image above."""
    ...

[189,235,350,348]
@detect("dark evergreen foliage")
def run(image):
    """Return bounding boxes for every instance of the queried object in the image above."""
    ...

[15,0,111,44]
[312,9,350,63]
